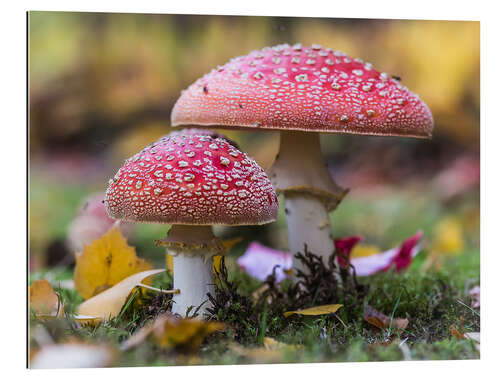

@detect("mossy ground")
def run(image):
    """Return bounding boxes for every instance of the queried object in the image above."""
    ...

[29,246,480,366]
[29,181,479,365]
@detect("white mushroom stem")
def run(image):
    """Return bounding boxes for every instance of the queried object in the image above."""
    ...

[284,192,333,271]
[269,131,347,276]
[166,225,216,318]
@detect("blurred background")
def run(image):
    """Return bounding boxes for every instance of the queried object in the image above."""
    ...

[28,12,479,271]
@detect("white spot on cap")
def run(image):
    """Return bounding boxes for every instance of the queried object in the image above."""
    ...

[295,74,309,82]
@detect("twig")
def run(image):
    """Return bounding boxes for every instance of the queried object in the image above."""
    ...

[136,283,179,294]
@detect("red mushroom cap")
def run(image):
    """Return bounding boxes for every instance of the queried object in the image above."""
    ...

[172,43,433,138]
[105,130,278,226]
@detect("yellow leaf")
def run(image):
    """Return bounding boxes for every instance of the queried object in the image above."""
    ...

[77,269,166,322]
[29,280,64,319]
[351,244,381,258]
[166,252,174,274]
[263,337,301,351]
[213,238,242,274]
[166,237,241,276]
[212,255,222,274]
[284,268,294,277]
[153,316,224,351]
[74,227,152,299]
[73,315,102,326]
[431,217,465,255]
[121,313,225,353]
[284,304,342,318]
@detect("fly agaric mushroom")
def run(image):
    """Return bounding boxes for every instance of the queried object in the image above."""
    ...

[104,129,278,316]
[171,43,433,274]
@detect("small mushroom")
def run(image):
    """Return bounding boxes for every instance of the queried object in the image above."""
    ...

[171,43,433,275]
[104,129,278,316]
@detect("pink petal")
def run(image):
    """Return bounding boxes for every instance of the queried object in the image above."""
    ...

[468,285,480,308]
[352,231,423,276]
[390,230,423,271]
[237,242,292,282]
[334,236,363,269]
[67,193,133,253]
[351,248,399,276]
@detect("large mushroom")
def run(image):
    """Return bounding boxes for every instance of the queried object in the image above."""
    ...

[104,130,278,316]
[171,43,433,273]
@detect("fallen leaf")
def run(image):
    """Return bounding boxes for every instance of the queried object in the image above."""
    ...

[29,280,64,319]
[74,227,152,299]
[430,217,464,255]
[212,255,223,274]
[77,269,166,322]
[166,252,174,274]
[73,315,103,326]
[284,304,343,318]
[121,313,224,353]
[263,337,301,351]
[451,325,466,339]
[364,305,408,331]
[237,242,292,282]
[30,341,115,369]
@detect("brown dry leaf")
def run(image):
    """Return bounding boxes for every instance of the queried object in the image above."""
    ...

[451,325,466,339]
[29,280,64,319]
[73,315,103,326]
[364,305,409,331]
[120,313,224,353]
[450,324,480,351]
[30,341,115,369]
[77,269,166,322]
[284,304,342,318]
[74,227,152,300]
